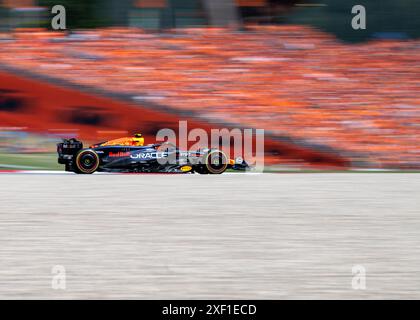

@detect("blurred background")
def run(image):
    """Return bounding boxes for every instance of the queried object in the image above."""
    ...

[0,0,419,171]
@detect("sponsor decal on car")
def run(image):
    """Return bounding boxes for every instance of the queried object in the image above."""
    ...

[130,152,168,159]
[109,152,130,158]
[180,165,192,172]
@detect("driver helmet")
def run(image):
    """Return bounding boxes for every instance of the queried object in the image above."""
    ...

[132,133,144,146]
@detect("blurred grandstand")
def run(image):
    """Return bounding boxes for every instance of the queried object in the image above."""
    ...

[0,0,419,170]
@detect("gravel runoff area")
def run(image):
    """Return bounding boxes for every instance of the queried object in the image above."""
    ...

[0,173,419,299]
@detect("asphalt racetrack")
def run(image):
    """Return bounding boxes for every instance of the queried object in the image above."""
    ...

[0,172,419,299]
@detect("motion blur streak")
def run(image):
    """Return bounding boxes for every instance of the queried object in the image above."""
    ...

[0,173,419,299]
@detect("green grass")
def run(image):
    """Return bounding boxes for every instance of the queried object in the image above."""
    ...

[263,168,420,174]
[1,152,419,173]
[0,153,61,170]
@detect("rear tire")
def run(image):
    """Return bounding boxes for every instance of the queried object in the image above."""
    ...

[74,149,100,174]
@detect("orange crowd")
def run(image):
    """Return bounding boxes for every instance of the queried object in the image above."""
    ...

[0,25,419,168]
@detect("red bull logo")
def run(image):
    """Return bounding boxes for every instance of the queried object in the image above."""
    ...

[109,152,130,158]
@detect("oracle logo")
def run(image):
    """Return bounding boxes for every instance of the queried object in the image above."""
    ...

[130,152,168,159]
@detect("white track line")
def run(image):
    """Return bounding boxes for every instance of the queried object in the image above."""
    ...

[0,170,263,175]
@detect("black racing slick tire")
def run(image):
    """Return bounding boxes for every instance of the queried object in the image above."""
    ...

[74,149,100,174]
[197,150,228,174]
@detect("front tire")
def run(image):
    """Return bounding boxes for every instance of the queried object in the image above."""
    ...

[74,149,100,174]
[196,150,228,174]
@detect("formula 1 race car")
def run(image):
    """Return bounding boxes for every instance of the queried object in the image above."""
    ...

[57,134,248,174]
